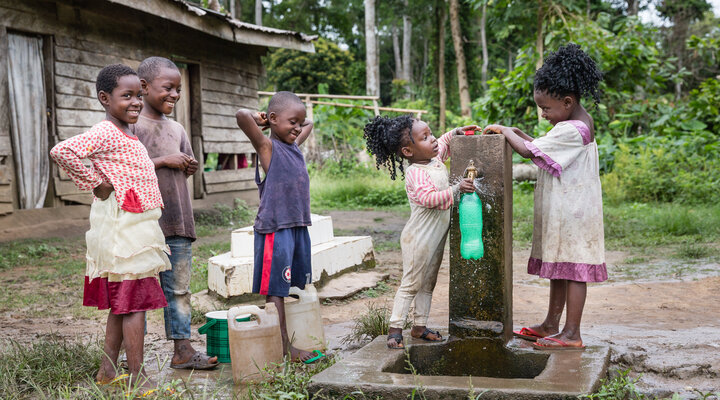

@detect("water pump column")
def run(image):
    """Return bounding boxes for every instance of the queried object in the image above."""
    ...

[449,134,513,341]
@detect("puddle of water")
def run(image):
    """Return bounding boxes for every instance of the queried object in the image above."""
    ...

[382,338,548,379]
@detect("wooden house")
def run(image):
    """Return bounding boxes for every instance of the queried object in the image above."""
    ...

[0,0,314,218]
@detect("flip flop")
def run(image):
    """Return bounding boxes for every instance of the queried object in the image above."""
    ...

[169,351,218,370]
[532,337,585,351]
[96,373,129,387]
[513,327,545,342]
[415,328,443,342]
[303,350,326,364]
[387,332,405,349]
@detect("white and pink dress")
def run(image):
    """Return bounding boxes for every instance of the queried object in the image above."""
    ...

[50,120,171,314]
[524,120,607,282]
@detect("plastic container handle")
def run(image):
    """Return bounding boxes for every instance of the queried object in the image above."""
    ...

[288,286,305,299]
[198,318,217,335]
[227,305,262,330]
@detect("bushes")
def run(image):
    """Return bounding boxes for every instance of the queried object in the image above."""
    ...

[601,136,720,204]
[310,160,407,209]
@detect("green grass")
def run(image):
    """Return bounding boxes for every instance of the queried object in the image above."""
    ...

[511,183,720,252]
[0,335,103,399]
[190,241,231,294]
[310,163,408,210]
[342,303,411,345]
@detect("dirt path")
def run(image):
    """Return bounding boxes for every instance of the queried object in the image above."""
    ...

[0,209,718,397]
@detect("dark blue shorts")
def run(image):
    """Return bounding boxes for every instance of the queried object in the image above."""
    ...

[253,226,312,297]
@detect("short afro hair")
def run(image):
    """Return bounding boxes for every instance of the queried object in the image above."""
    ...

[267,91,304,114]
[534,43,603,105]
[363,115,414,180]
[137,56,179,82]
[96,64,137,94]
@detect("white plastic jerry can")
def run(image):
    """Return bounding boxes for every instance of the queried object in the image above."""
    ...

[285,283,326,351]
[227,303,283,384]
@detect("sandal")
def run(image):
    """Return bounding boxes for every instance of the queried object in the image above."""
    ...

[415,328,443,342]
[170,351,218,370]
[387,332,404,349]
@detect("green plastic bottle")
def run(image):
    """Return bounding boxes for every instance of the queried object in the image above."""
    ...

[459,160,484,260]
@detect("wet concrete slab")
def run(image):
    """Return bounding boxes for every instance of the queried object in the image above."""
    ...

[310,335,611,399]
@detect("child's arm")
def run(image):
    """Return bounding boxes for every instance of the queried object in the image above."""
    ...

[436,125,481,162]
[49,129,112,198]
[236,109,272,173]
[295,120,314,147]
[483,124,532,158]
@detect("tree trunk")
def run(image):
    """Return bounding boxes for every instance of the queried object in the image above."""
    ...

[255,0,262,25]
[671,10,691,98]
[508,49,514,72]
[536,0,544,121]
[402,0,412,87]
[480,0,488,90]
[365,0,380,97]
[449,0,471,117]
[438,0,447,132]
[230,0,241,19]
[627,0,639,16]
[392,24,402,79]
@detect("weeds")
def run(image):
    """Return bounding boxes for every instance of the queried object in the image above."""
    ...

[342,303,411,345]
[675,243,715,259]
[580,369,645,400]
[0,335,103,399]
[195,199,255,227]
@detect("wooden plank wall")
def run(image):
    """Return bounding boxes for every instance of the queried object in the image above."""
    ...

[0,25,14,215]
[0,0,268,207]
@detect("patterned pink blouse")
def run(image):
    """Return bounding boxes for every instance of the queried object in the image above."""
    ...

[404,130,454,209]
[50,120,163,213]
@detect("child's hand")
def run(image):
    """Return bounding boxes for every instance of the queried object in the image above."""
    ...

[458,178,475,193]
[164,153,193,170]
[254,112,270,130]
[454,125,481,135]
[93,182,114,200]
[185,158,199,176]
[483,124,506,135]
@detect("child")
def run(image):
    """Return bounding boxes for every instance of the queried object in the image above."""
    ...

[50,64,171,392]
[235,91,316,362]
[133,57,217,369]
[363,115,478,349]
[483,43,607,350]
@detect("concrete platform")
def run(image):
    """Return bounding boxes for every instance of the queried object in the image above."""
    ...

[208,215,375,298]
[310,336,610,399]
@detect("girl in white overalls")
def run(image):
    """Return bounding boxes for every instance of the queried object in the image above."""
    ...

[363,115,479,349]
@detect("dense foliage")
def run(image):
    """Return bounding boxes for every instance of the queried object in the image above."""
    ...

[229,0,720,204]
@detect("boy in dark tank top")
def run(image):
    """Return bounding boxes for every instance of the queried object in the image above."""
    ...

[235,91,316,363]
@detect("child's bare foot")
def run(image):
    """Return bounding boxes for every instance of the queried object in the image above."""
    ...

[289,345,315,363]
[410,325,443,342]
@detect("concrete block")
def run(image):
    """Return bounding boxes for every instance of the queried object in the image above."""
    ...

[209,236,374,298]
[231,214,334,257]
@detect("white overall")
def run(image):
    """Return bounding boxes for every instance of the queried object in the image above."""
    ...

[389,159,451,329]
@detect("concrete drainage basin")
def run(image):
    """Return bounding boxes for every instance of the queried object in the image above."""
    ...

[310,336,610,399]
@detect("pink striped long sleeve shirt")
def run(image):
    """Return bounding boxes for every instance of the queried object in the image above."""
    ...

[404,130,454,210]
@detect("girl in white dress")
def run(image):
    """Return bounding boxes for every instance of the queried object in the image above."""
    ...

[484,43,606,350]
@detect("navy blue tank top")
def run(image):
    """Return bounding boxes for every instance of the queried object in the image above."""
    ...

[254,138,312,234]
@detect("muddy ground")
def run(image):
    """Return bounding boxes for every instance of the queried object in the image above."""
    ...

[0,209,718,398]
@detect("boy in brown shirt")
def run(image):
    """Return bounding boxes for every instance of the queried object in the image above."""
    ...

[134,57,217,369]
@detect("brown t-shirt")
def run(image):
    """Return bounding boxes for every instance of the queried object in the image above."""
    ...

[133,115,196,240]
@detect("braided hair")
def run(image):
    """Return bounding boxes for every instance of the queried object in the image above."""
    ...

[363,115,414,180]
[534,43,603,105]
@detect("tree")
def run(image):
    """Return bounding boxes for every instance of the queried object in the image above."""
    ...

[479,0,488,90]
[438,0,448,132]
[658,0,712,97]
[264,38,357,94]
[255,0,262,25]
[365,0,380,96]
[449,0,471,117]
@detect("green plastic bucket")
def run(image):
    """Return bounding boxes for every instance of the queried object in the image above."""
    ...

[198,310,250,363]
